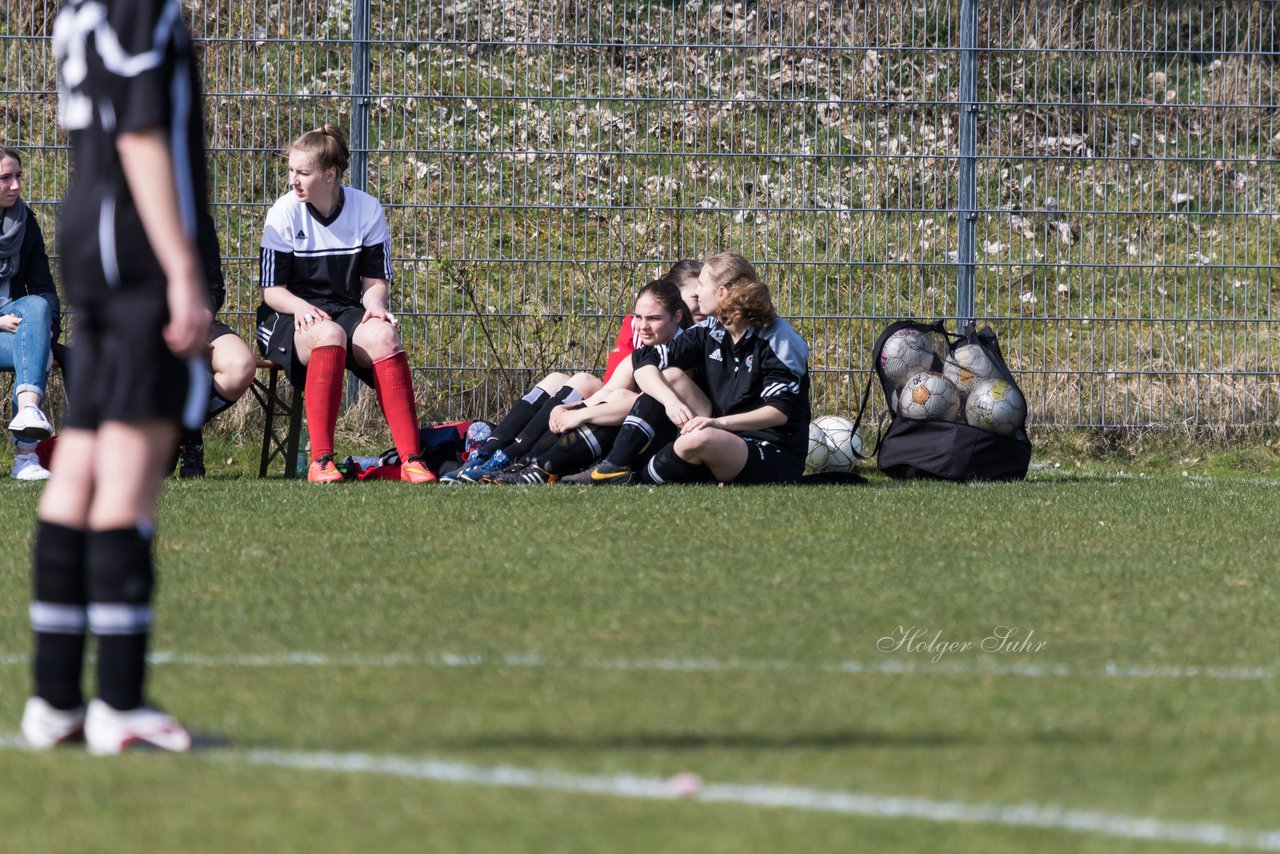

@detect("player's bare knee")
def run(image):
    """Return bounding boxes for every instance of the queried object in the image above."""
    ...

[303,321,346,349]
[673,431,710,460]
[219,350,257,397]
[538,372,571,392]
[359,320,402,359]
[568,372,603,396]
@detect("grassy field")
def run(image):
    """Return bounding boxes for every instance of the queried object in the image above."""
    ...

[2,445,1279,853]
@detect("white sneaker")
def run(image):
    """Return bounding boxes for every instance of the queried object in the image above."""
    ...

[84,699,192,755]
[8,405,53,441]
[11,452,50,481]
[20,696,86,749]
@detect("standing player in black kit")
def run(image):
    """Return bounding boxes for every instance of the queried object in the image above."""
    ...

[21,0,213,753]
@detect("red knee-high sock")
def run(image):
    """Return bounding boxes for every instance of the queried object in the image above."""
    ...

[372,351,421,460]
[305,345,346,460]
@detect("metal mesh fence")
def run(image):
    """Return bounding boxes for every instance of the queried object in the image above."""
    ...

[1,0,1276,430]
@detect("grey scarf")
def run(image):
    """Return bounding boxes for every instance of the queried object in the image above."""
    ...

[0,201,27,302]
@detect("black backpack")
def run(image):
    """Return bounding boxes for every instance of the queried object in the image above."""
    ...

[868,320,1032,482]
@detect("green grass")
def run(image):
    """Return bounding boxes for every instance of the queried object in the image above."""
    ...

[1,450,1279,852]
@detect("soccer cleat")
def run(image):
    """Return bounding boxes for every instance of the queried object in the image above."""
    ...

[20,696,86,749]
[8,405,53,441]
[479,458,524,484]
[84,699,192,755]
[401,455,437,483]
[458,449,510,483]
[11,452,51,481]
[560,460,635,485]
[490,463,556,485]
[177,436,206,479]
[307,453,344,483]
[436,465,467,484]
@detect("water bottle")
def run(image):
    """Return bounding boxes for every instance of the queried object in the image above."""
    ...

[295,425,310,477]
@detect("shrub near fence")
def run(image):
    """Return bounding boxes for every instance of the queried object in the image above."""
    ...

[1,1,1276,431]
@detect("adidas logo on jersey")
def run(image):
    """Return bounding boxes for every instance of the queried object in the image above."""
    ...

[709,349,724,362]
[295,230,306,240]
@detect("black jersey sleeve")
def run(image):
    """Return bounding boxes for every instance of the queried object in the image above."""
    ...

[357,242,390,281]
[104,0,184,136]
[258,247,292,290]
[756,343,805,418]
[632,325,707,372]
[357,201,392,281]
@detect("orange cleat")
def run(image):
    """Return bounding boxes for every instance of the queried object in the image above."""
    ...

[401,455,437,484]
[307,454,344,483]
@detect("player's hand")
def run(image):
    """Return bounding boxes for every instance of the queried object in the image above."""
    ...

[164,274,212,359]
[665,401,695,427]
[0,314,20,333]
[361,305,396,326]
[295,306,333,331]
[680,415,721,435]
[548,404,584,434]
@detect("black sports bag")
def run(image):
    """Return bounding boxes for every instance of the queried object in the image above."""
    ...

[870,320,1032,482]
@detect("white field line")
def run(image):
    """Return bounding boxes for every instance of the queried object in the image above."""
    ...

[0,650,1274,681]
[1,735,1273,851]
[230,750,1280,850]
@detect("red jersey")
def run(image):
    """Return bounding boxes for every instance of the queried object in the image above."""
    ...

[602,315,638,383]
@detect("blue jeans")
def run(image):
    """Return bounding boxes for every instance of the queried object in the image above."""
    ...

[0,293,55,413]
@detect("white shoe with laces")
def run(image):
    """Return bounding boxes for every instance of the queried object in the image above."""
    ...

[11,452,50,480]
[8,405,53,441]
[20,696,87,749]
[84,699,192,755]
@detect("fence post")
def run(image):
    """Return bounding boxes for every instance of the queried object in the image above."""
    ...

[955,0,979,329]
[350,0,371,194]
[347,0,372,407]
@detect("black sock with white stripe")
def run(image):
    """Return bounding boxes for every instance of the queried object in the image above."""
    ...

[32,521,88,710]
[508,386,583,459]
[483,387,551,454]
[87,528,156,712]
[641,442,715,485]
[603,394,670,468]
[543,425,618,475]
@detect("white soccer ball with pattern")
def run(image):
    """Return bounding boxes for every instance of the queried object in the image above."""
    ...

[965,378,1027,437]
[804,421,831,475]
[813,415,862,472]
[942,343,998,398]
[897,371,961,421]
[879,328,937,387]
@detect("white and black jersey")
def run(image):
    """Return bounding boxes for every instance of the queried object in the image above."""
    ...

[633,316,811,456]
[258,187,392,311]
[53,0,213,304]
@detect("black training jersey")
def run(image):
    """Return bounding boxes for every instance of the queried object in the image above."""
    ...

[633,316,811,456]
[53,0,213,304]
[258,186,391,311]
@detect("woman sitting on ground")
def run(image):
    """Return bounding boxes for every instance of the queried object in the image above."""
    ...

[445,259,702,483]
[256,125,433,483]
[483,276,696,484]
[0,145,61,481]
[563,252,810,486]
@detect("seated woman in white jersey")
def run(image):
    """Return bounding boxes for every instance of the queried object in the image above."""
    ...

[564,252,810,486]
[445,259,703,483]
[256,125,433,483]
